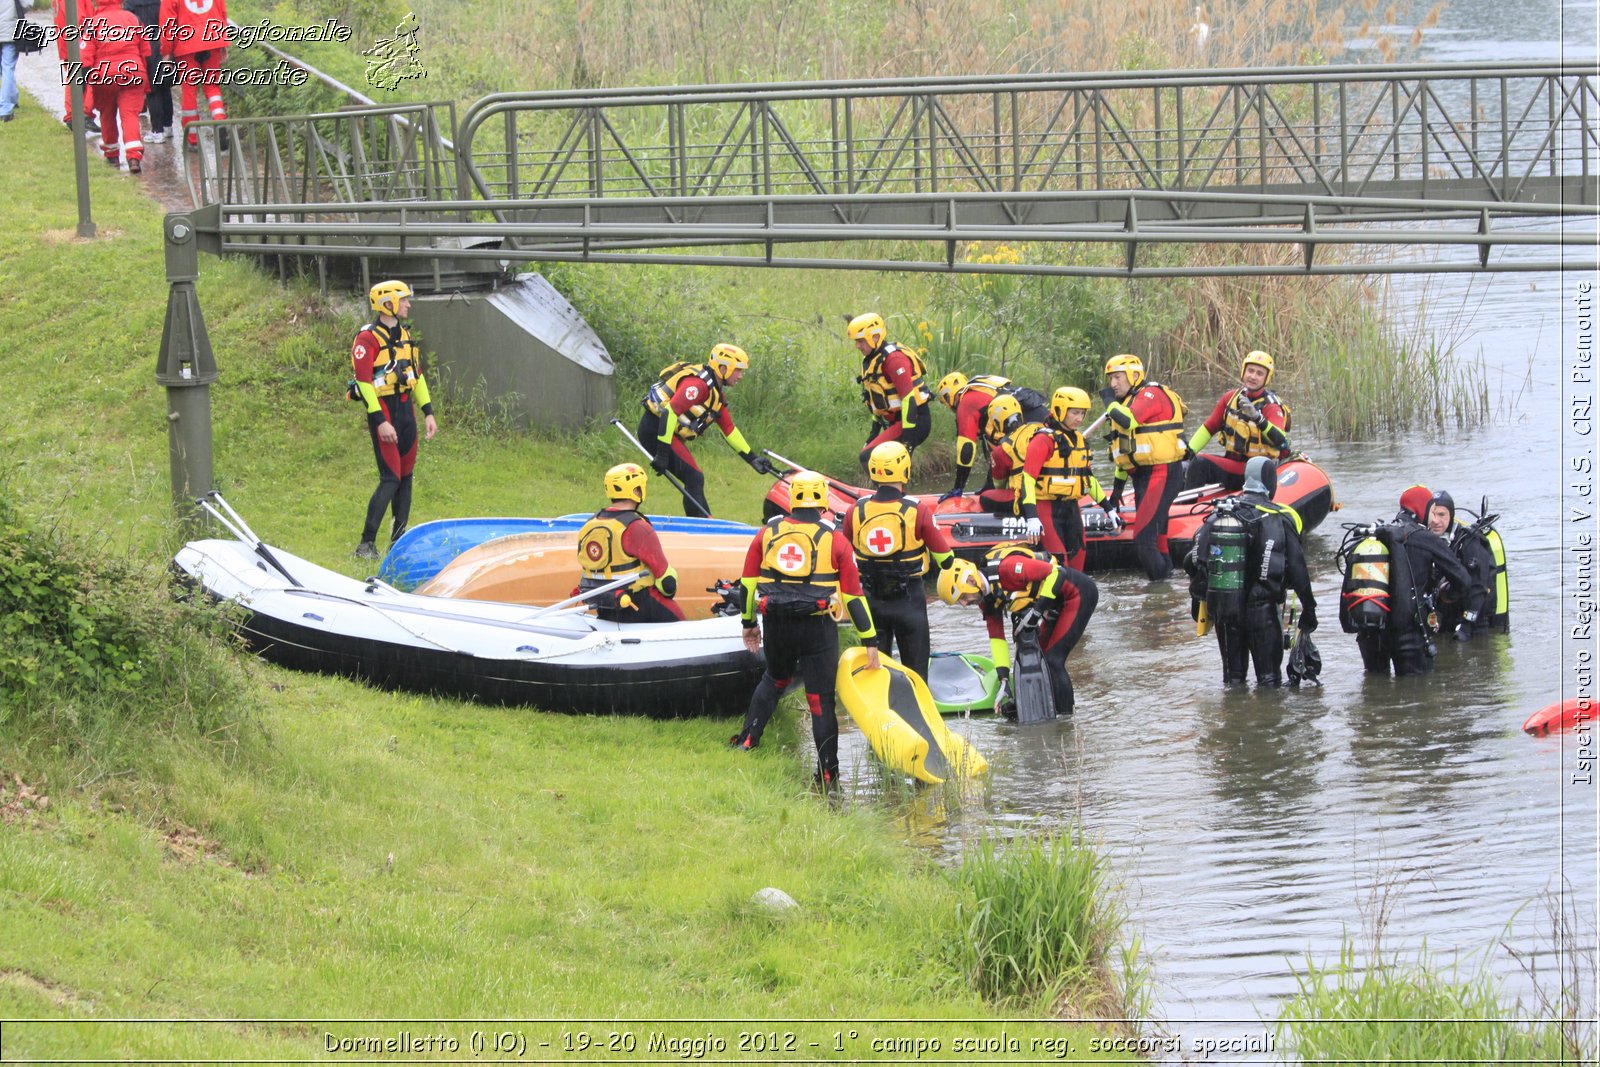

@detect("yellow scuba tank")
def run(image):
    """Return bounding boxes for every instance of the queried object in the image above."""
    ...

[1340,532,1391,633]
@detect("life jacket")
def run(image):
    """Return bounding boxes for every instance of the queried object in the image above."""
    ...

[576,509,656,607]
[1452,517,1510,629]
[642,361,725,440]
[859,343,932,420]
[961,374,1016,440]
[850,496,929,596]
[1217,388,1292,460]
[756,516,842,617]
[348,320,419,401]
[995,422,1046,512]
[1107,381,1186,471]
[1203,501,1252,621]
[1035,427,1094,500]
[981,542,1055,617]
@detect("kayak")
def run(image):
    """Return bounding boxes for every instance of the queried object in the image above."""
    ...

[417,529,754,621]
[174,534,763,717]
[926,652,999,714]
[1522,698,1593,736]
[836,647,988,784]
[380,514,759,588]
[763,458,1335,572]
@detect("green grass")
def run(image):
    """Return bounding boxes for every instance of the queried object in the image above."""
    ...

[1276,938,1580,1063]
[0,107,1145,1059]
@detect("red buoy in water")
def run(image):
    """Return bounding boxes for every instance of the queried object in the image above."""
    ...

[1522,698,1593,736]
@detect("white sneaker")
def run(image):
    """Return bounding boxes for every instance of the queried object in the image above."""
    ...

[147,129,166,144]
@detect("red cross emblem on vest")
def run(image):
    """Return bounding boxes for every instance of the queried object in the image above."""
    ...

[585,541,604,561]
[866,525,897,556]
[776,543,806,572]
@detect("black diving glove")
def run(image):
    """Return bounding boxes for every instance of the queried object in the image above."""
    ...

[746,454,776,476]
[1298,603,1318,634]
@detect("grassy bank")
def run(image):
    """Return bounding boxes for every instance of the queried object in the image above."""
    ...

[0,97,1148,1058]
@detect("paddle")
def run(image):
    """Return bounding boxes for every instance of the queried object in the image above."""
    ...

[761,448,867,502]
[609,418,712,518]
[196,492,303,588]
[527,573,643,618]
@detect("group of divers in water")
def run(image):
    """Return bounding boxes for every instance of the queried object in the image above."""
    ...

[349,284,1510,787]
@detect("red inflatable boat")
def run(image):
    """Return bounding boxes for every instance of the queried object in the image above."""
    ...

[1522,698,1593,736]
[763,458,1336,572]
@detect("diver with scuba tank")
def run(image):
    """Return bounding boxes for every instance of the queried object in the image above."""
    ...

[1338,485,1473,676]
[1425,490,1510,641]
[1185,457,1317,686]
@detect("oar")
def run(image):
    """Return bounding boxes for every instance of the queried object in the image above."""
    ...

[609,418,712,518]
[761,448,866,502]
[196,492,302,588]
[526,573,641,618]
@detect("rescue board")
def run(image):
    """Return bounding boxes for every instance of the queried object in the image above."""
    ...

[926,653,1000,714]
[836,647,988,784]
[1522,698,1592,736]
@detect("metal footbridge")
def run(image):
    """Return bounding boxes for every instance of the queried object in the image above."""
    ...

[176,61,1598,278]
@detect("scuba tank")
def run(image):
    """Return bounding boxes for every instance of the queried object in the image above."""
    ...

[1204,504,1250,622]
[1338,525,1391,633]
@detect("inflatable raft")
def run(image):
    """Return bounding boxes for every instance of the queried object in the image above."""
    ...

[836,648,988,784]
[764,458,1335,572]
[381,514,759,588]
[174,509,763,717]
[1522,698,1593,736]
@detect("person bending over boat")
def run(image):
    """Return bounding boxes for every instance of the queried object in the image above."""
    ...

[1030,387,1115,571]
[574,463,685,624]
[1425,489,1509,641]
[847,312,933,472]
[937,548,1098,718]
[1182,350,1292,491]
[1185,458,1316,687]
[1101,354,1187,581]
[730,472,880,791]
[351,280,439,561]
[637,344,774,518]
[933,371,1049,502]
[841,442,956,680]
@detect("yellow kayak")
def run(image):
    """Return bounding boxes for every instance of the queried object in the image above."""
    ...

[836,647,988,784]
[417,530,752,620]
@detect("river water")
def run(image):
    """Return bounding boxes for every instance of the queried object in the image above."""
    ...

[833,2,1600,1054]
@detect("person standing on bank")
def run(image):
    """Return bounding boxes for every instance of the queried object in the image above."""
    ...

[846,312,933,471]
[1183,350,1292,491]
[574,463,684,624]
[352,280,437,560]
[122,0,173,143]
[729,472,880,792]
[841,441,955,680]
[159,0,229,149]
[637,344,773,518]
[1186,457,1316,686]
[1101,354,1187,581]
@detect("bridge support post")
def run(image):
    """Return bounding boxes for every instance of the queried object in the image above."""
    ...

[156,208,223,519]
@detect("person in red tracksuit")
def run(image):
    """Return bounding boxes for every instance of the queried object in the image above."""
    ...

[729,471,880,791]
[53,0,100,128]
[1182,349,1293,491]
[937,547,1098,718]
[159,0,228,148]
[87,2,146,172]
[573,464,684,625]
[1101,354,1187,582]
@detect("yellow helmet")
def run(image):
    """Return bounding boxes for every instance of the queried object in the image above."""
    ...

[846,312,887,348]
[603,462,648,504]
[707,343,749,380]
[369,279,413,317]
[789,471,828,510]
[1241,349,1275,385]
[867,441,911,484]
[1050,386,1092,423]
[936,371,969,409]
[984,393,1024,443]
[1104,353,1145,391]
[937,558,986,605]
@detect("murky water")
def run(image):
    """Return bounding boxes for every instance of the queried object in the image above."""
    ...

[836,6,1598,1051]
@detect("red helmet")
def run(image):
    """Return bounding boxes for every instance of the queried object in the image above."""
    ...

[1399,485,1432,522]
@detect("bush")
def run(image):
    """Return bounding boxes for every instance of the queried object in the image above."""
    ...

[0,487,255,758]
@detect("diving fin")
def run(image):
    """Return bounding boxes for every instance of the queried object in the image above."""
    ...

[1010,630,1057,724]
